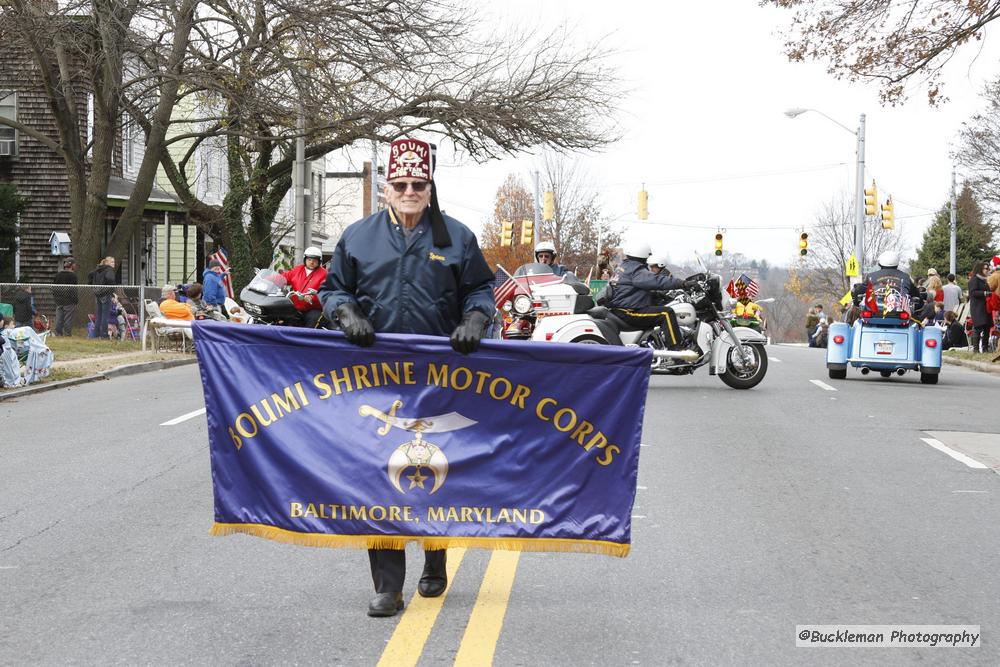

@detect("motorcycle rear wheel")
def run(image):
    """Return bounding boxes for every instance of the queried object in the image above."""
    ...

[570,335,607,345]
[719,343,768,389]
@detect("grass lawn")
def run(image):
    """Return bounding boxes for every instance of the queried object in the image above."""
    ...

[46,335,144,361]
[943,349,999,364]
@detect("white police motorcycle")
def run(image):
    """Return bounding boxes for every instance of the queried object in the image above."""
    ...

[531,261,768,389]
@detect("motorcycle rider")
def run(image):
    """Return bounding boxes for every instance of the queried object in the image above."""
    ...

[647,254,672,277]
[281,246,328,328]
[853,250,921,315]
[607,240,695,349]
[534,241,571,277]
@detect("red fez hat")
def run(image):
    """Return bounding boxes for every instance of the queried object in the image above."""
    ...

[387,138,433,181]
[386,137,451,247]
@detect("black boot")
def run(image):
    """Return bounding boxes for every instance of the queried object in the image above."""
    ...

[418,550,448,598]
[368,592,404,617]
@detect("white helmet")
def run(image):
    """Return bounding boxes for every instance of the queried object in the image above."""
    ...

[877,250,899,269]
[623,240,651,260]
[534,240,556,257]
[648,254,669,268]
[304,246,323,260]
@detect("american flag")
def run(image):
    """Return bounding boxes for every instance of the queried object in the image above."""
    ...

[494,265,517,309]
[208,246,234,299]
[727,273,759,299]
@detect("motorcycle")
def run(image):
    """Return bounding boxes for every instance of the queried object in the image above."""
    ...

[531,267,768,389]
[238,269,325,327]
[495,263,594,340]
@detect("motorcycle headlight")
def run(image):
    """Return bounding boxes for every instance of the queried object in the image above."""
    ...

[512,294,533,315]
[502,300,513,312]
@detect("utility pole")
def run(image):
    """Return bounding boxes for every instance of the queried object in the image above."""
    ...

[852,113,866,284]
[950,168,957,276]
[371,142,379,215]
[532,170,541,236]
[294,103,306,264]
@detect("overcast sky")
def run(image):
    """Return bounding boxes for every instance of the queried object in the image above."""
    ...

[423,1,1000,269]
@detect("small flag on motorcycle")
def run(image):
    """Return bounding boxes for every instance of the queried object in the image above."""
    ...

[726,273,758,299]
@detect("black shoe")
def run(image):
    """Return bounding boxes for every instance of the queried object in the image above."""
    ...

[418,559,448,598]
[367,592,404,617]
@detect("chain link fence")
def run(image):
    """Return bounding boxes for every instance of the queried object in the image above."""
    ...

[0,283,151,340]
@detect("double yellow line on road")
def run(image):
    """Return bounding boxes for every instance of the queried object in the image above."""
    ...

[376,549,521,667]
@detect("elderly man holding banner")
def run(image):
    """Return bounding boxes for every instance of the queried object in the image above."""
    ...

[195,139,649,624]
[320,137,495,617]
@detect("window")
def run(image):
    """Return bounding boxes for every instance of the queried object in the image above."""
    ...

[123,120,133,170]
[0,92,17,156]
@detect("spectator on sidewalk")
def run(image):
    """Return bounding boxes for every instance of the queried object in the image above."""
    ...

[925,270,944,303]
[53,259,79,336]
[969,261,992,353]
[941,273,963,313]
[88,257,117,339]
[941,310,968,350]
[159,285,194,321]
[12,283,34,328]
[202,260,228,315]
[186,283,226,321]
[805,307,819,346]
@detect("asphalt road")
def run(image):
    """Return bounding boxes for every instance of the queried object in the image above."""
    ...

[2,345,999,666]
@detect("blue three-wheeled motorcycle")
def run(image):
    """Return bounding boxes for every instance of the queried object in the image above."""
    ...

[826,303,942,384]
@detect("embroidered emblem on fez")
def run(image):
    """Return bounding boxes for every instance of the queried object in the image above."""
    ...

[387,138,432,181]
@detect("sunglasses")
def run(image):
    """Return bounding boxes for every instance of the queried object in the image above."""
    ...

[389,181,430,193]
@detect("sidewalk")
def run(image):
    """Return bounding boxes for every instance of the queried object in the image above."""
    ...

[942,354,1000,376]
[0,350,196,402]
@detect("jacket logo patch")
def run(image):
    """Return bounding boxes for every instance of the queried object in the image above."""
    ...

[428,252,446,263]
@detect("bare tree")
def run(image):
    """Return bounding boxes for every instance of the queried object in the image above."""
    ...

[956,78,1000,218]
[539,153,622,276]
[765,0,1000,105]
[480,174,536,272]
[790,193,905,306]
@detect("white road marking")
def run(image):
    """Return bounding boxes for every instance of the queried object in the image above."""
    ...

[637,486,648,490]
[920,438,989,469]
[631,515,646,519]
[770,357,783,363]
[0,566,18,569]
[810,379,837,391]
[952,490,989,494]
[640,443,649,448]
[160,408,206,427]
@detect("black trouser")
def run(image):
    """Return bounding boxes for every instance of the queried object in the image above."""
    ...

[303,309,323,328]
[971,324,991,353]
[368,548,446,593]
[612,306,681,348]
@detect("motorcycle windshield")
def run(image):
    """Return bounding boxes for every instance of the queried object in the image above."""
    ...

[513,262,556,277]
[247,269,287,295]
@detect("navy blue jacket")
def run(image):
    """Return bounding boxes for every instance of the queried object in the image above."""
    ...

[608,258,685,310]
[320,209,495,336]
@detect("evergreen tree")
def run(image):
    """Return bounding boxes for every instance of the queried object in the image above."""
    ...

[911,184,998,280]
[0,184,25,282]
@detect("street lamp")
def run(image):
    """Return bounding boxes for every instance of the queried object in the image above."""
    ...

[785,107,867,282]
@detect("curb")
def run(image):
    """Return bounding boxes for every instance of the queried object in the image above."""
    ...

[0,357,197,402]
[942,355,1000,376]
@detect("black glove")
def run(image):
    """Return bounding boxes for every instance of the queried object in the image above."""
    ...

[681,280,699,290]
[450,310,490,354]
[335,302,375,347]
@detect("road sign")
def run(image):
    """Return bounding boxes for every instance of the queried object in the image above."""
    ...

[845,255,859,277]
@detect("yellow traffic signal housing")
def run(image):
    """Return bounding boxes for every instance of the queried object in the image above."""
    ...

[864,181,878,217]
[501,220,514,246]
[542,191,555,221]
[520,219,534,245]
[638,190,649,220]
[881,197,895,230]
[714,232,723,257]
[799,232,809,256]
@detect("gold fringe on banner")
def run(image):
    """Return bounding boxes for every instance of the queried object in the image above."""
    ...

[210,522,630,557]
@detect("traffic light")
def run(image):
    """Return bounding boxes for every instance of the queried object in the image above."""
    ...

[714,232,723,256]
[864,181,878,217]
[501,220,513,246]
[881,196,895,230]
[638,189,649,220]
[542,191,555,221]
[799,232,808,256]
[520,219,534,245]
